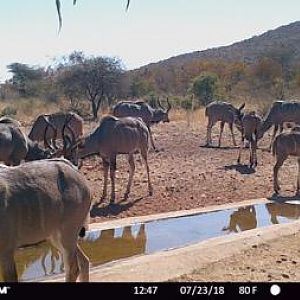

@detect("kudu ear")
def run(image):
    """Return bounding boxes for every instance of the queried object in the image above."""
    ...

[238,103,245,112]
[166,97,171,113]
[157,98,164,110]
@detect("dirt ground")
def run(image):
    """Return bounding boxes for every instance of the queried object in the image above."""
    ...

[78,116,300,282]
[79,116,299,224]
[175,231,300,282]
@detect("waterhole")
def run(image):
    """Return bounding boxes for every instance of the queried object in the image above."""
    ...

[1,201,299,282]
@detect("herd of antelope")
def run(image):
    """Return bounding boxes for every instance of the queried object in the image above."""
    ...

[0,97,299,282]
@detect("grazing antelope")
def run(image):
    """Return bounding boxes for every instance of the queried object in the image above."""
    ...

[28,112,84,149]
[237,111,263,168]
[64,115,153,204]
[112,99,171,150]
[0,158,91,282]
[259,100,300,149]
[205,101,245,147]
[0,121,53,166]
[272,126,300,195]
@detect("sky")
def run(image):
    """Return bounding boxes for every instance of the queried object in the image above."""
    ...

[0,0,299,82]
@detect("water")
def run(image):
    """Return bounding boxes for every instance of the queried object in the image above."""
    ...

[2,201,300,282]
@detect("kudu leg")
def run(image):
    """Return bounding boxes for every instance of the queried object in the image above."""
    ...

[249,139,253,167]
[0,252,18,282]
[109,156,117,203]
[50,234,81,282]
[76,245,89,282]
[205,120,214,146]
[100,159,109,203]
[269,124,279,151]
[229,123,237,146]
[218,121,225,147]
[251,136,258,167]
[124,154,135,200]
[141,149,153,196]
[147,126,156,151]
[237,136,244,164]
[273,158,285,194]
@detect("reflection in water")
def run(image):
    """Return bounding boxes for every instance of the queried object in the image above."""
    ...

[265,203,300,224]
[1,202,300,282]
[80,224,146,266]
[0,243,62,282]
[0,224,146,282]
[222,206,257,232]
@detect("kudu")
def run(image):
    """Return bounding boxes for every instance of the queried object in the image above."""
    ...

[265,202,300,224]
[205,101,245,147]
[0,120,53,166]
[112,99,171,150]
[63,115,153,204]
[237,111,263,168]
[259,100,300,150]
[222,206,257,233]
[0,158,91,282]
[28,112,84,149]
[272,125,300,195]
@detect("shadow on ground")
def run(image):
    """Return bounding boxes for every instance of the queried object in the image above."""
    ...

[267,194,300,203]
[224,164,256,174]
[200,144,238,150]
[90,197,144,218]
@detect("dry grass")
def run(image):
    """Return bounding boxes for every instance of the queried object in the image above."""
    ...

[0,98,61,126]
[170,108,206,129]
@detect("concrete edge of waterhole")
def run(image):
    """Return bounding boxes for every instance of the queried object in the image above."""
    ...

[40,198,300,282]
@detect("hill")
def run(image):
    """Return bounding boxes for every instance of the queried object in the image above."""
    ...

[138,21,300,70]
[128,21,300,100]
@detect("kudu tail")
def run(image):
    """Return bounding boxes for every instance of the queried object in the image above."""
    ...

[79,227,86,238]
[79,205,90,238]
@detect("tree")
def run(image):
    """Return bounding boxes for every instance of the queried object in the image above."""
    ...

[190,72,219,106]
[129,79,153,98]
[58,53,124,119]
[7,63,45,97]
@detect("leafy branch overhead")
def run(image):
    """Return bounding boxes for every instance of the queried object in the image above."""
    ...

[55,0,131,32]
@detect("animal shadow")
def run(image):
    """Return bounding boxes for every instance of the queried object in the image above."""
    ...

[267,193,300,203]
[224,164,256,174]
[200,144,238,150]
[90,197,144,218]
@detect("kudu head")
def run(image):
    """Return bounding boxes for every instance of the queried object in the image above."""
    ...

[25,123,57,161]
[25,143,52,161]
[61,115,84,168]
[233,102,245,133]
[152,98,172,124]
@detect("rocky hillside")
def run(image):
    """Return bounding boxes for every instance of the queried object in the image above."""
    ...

[136,21,300,70]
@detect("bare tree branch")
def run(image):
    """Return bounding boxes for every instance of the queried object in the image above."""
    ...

[56,1,131,32]
[55,0,62,33]
[126,0,131,11]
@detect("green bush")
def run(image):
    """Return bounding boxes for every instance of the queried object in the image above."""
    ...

[0,106,17,117]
